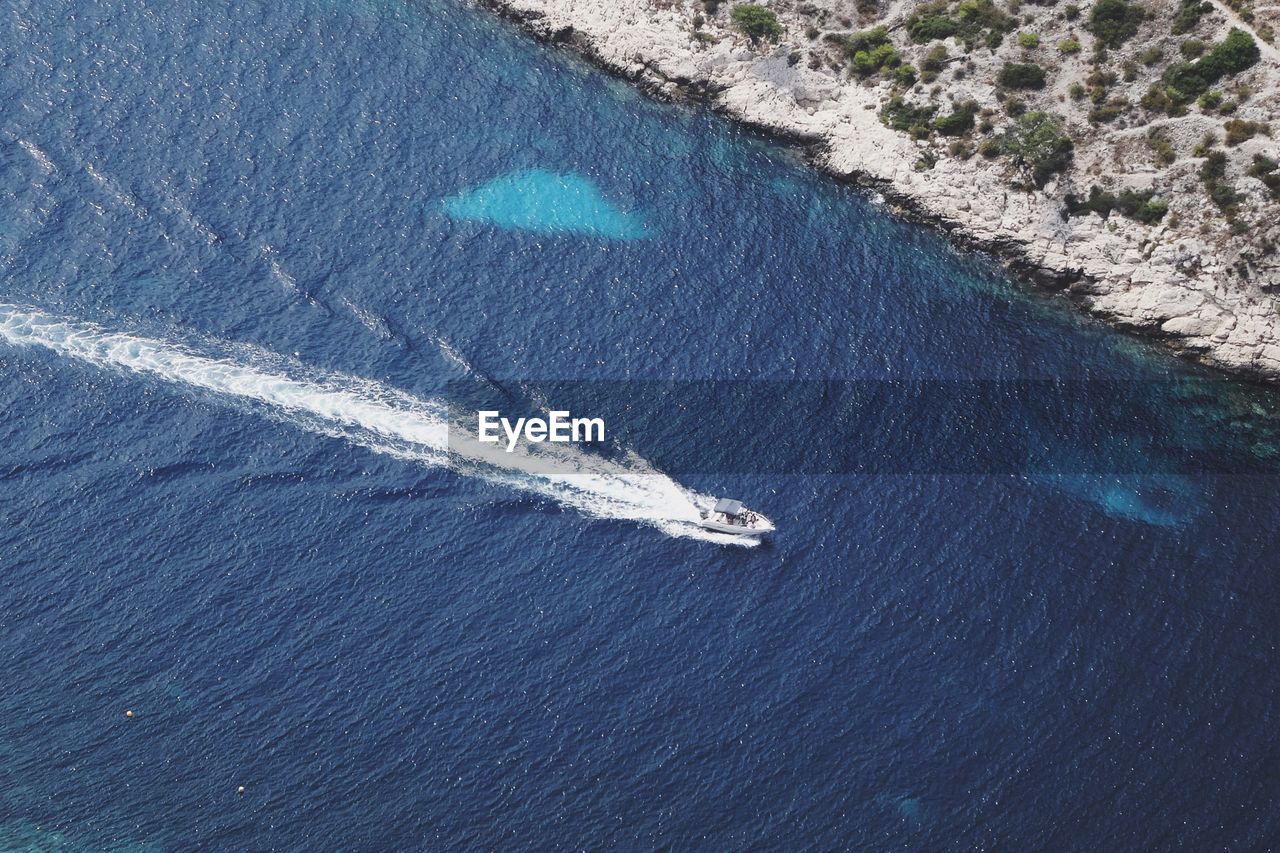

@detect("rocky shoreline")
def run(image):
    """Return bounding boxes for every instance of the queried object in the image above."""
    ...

[475,0,1280,381]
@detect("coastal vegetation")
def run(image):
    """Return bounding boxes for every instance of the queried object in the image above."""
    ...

[730,3,782,44]
[1002,111,1073,187]
[1160,29,1260,105]
[676,0,1279,316]
[842,26,908,79]
[1066,186,1169,223]
[484,0,1280,378]
[1087,0,1145,48]
[935,100,979,135]
[1173,0,1213,35]
[1201,149,1244,215]
[1147,129,1177,166]
[880,95,938,137]
[997,61,1047,88]
[1250,154,1280,198]
[1224,118,1269,144]
[906,0,1016,49]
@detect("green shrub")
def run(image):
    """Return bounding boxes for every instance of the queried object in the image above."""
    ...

[1254,154,1280,174]
[1086,68,1119,87]
[935,100,980,135]
[1003,111,1074,186]
[1199,90,1223,110]
[910,14,959,42]
[914,150,939,170]
[1018,31,1041,48]
[1065,3,1081,20]
[1249,154,1280,198]
[1065,185,1169,223]
[1224,119,1269,145]
[843,27,908,80]
[998,61,1047,88]
[1089,96,1129,123]
[730,3,784,44]
[1141,84,1172,113]
[1058,37,1082,53]
[1139,46,1162,65]
[1200,150,1242,212]
[843,25,892,54]
[907,1,959,42]
[907,0,1014,46]
[850,42,901,77]
[920,44,949,81]
[1087,0,1145,48]
[880,96,939,134]
[1172,0,1212,35]
[1069,82,1086,99]
[1131,197,1170,224]
[1147,129,1176,165]
[1163,29,1261,104]
[1181,38,1206,58]
[962,0,1017,34]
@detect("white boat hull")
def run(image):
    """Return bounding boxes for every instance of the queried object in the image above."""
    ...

[698,515,774,537]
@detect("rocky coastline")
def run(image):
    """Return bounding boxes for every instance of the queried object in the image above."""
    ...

[475,0,1280,381]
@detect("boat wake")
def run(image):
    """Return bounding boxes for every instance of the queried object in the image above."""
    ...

[0,305,752,546]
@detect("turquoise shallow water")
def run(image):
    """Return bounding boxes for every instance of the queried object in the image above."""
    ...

[1,0,1280,848]
[441,169,648,237]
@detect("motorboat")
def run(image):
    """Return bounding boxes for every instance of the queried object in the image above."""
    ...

[698,498,774,538]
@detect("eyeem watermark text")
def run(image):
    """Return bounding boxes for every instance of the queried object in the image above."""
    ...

[477,410,605,452]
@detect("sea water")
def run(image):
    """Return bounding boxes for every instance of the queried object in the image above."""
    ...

[1,0,1279,847]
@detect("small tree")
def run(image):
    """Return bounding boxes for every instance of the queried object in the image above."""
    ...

[730,3,783,45]
[1087,0,1145,48]
[1003,111,1074,187]
[997,61,1047,89]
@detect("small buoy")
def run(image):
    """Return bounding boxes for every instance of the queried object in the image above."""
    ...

[237,786,246,794]
[125,710,134,718]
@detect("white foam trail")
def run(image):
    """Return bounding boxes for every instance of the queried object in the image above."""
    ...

[17,140,54,174]
[435,336,473,374]
[0,306,749,545]
[257,244,300,295]
[85,163,148,219]
[340,297,396,342]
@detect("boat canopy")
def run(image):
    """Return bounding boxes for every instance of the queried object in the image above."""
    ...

[714,498,744,516]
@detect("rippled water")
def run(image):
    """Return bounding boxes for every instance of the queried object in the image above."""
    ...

[1,0,1280,847]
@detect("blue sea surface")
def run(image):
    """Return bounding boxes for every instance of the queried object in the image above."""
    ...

[1,0,1280,848]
